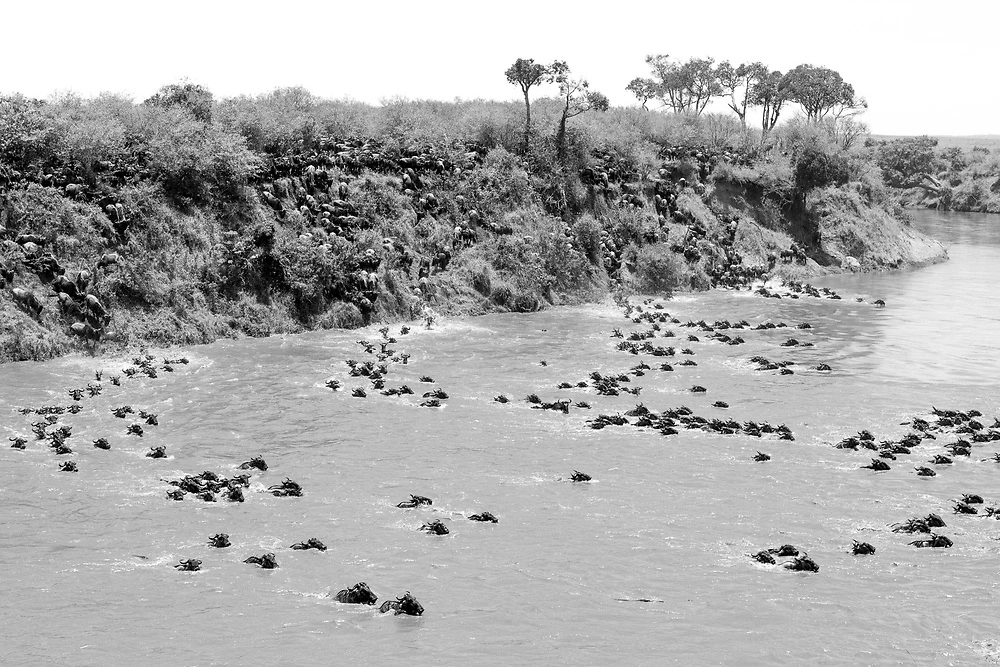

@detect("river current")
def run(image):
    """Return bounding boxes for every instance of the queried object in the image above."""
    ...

[2,210,999,665]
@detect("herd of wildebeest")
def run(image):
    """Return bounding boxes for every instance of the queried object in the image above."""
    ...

[5,346,433,615]
[0,137,1000,615]
[5,216,994,620]
[2,136,804,348]
[323,276,993,577]
[3,264,1000,628]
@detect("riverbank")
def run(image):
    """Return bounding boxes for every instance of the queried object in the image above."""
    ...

[0,144,947,364]
[870,134,1000,213]
[2,207,995,663]
[0,95,948,363]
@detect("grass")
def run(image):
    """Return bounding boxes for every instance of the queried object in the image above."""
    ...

[0,88,950,362]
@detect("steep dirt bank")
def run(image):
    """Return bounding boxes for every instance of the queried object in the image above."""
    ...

[0,148,946,364]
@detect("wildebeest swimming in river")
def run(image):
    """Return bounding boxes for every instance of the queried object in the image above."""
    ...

[768,544,799,557]
[397,494,432,508]
[208,533,231,548]
[892,514,946,534]
[379,592,423,616]
[244,553,279,569]
[335,582,378,605]
[852,541,876,555]
[239,456,267,471]
[269,478,303,497]
[784,554,819,572]
[419,519,449,535]
[909,534,953,548]
[290,538,327,551]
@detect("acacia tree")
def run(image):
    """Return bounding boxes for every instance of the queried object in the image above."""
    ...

[641,55,679,110]
[625,77,659,110]
[550,61,609,162]
[0,95,53,171]
[679,58,723,116]
[505,58,550,153]
[635,55,722,115]
[873,135,938,187]
[782,65,865,123]
[144,81,215,123]
[717,61,767,127]
[748,69,789,136]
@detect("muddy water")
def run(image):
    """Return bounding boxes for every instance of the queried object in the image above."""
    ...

[1,210,998,665]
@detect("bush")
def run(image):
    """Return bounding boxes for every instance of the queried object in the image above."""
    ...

[0,95,55,171]
[606,206,660,248]
[633,244,683,295]
[135,106,259,205]
[572,214,603,262]
[794,146,850,191]
[458,147,535,219]
[871,135,937,187]
[144,81,215,123]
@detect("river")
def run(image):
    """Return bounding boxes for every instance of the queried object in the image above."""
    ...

[1,209,998,665]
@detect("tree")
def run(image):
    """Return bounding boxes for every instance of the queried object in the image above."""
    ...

[549,61,609,163]
[831,117,869,150]
[872,135,938,187]
[748,69,789,135]
[794,145,850,191]
[505,58,550,153]
[637,55,722,116]
[781,65,864,123]
[717,61,767,127]
[678,58,724,116]
[144,81,215,124]
[0,95,54,170]
[625,77,659,110]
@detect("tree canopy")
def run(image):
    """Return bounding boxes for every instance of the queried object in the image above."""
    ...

[635,55,723,116]
[144,81,215,123]
[626,56,865,134]
[505,58,551,153]
[872,135,939,187]
[782,64,865,122]
[550,61,609,162]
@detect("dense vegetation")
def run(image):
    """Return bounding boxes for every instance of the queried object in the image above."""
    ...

[869,135,1000,212]
[0,59,945,363]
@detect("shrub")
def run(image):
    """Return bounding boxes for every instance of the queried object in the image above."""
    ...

[794,146,850,191]
[134,105,259,205]
[871,135,937,187]
[633,243,683,295]
[0,95,55,170]
[458,147,535,219]
[144,81,215,123]
[572,214,603,262]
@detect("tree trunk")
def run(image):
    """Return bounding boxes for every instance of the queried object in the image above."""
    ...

[522,88,531,155]
[556,113,568,164]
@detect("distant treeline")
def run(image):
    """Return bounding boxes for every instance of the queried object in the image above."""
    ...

[869,135,1000,212]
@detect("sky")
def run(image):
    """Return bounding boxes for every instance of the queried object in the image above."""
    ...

[3,0,998,136]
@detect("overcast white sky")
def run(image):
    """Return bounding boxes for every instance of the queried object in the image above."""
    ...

[3,0,997,136]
